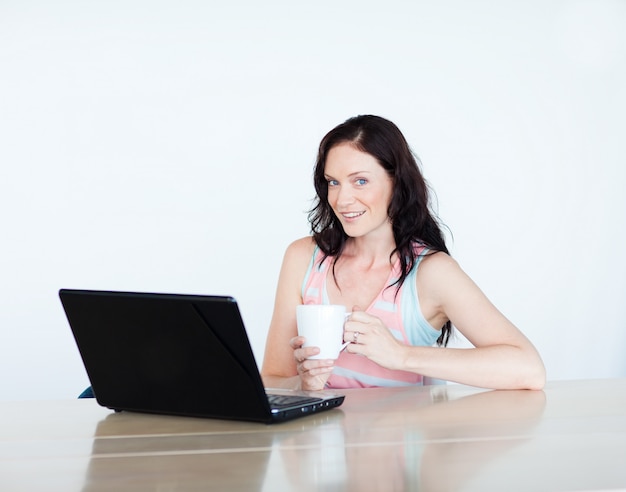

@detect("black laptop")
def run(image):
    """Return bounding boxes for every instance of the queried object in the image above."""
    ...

[59,289,345,424]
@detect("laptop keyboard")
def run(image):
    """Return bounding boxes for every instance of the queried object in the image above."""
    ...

[267,394,322,409]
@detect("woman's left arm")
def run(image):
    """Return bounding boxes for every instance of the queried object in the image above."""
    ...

[344,252,546,390]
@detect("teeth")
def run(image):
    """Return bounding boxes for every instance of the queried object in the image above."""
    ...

[343,212,364,218]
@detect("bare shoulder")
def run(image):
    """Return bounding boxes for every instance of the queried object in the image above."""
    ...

[419,251,462,278]
[283,236,317,264]
[277,237,318,286]
[417,251,474,301]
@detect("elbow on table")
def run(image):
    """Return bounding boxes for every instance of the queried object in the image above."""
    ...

[505,343,547,390]
[494,350,546,390]
[520,360,547,391]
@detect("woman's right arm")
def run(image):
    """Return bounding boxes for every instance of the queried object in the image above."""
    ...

[261,237,334,390]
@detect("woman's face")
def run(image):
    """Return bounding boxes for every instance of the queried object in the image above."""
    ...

[324,143,394,239]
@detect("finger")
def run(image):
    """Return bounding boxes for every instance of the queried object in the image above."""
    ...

[295,346,322,363]
[290,335,306,349]
[294,349,309,364]
[299,359,335,390]
[345,341,361,355]
[346,310,371,324]
[352,330,364,344]
[301,360,334,375]
[305,361,334,375]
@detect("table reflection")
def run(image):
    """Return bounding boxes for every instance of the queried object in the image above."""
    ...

[78,386,545,491]
[81,414,276,491]
[275,386,546,491]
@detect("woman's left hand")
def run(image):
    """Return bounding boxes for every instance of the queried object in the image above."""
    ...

[343,307,406,370]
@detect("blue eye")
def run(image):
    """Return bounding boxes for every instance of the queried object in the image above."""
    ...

[355,178,368,186]
[327,179,339,187]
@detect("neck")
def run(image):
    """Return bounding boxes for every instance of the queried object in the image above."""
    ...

[343,234,397,268]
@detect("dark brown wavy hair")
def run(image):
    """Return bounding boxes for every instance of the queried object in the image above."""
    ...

[308,115,451,346]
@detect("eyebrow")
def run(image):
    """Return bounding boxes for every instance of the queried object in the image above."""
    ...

[324,171,373,179]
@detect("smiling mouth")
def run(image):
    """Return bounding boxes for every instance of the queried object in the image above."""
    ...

[342,211,365,219]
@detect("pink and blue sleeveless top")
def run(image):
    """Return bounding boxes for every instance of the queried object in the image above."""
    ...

[301,245,441,388]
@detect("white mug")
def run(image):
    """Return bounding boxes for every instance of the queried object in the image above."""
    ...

[296,304,349,359]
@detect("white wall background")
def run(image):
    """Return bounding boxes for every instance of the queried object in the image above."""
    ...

[1,0,625,401]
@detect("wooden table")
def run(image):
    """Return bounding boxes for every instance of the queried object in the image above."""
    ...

[1,379,625,491]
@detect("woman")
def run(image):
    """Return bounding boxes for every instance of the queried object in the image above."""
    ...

[261,115,545,391]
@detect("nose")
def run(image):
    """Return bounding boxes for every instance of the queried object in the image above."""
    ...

[335,185,355,207]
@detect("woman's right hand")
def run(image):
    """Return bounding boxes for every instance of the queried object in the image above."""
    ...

[290,336,335,391]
